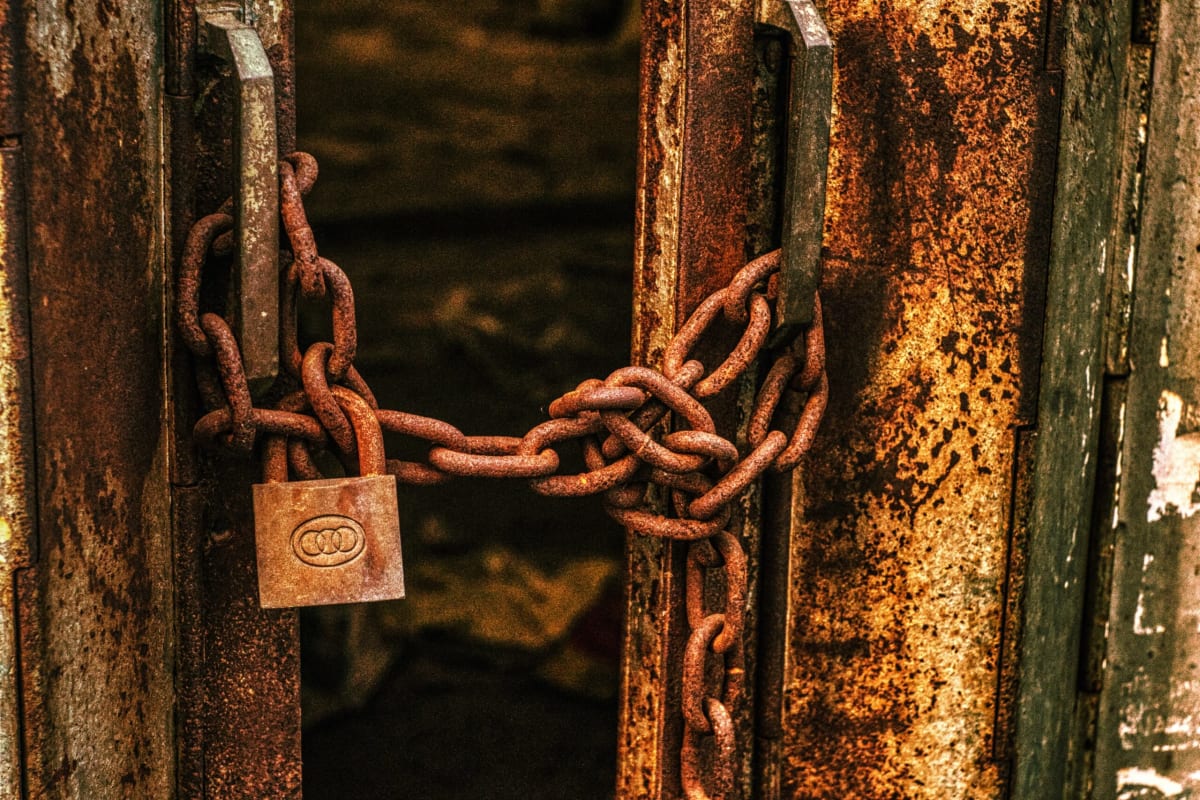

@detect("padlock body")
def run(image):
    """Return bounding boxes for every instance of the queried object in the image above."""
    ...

[252,474,404,608]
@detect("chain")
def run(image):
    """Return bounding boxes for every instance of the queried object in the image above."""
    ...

[177,152,827,799]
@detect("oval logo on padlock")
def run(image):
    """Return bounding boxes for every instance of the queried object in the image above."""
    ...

[290,515,366,567]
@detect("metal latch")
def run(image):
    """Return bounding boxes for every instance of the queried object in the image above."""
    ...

[762,0,833,339]
[198,6,279,396]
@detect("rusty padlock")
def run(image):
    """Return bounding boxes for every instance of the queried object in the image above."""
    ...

[252,386,405,608]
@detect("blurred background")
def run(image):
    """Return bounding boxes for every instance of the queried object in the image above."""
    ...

[292,1,640,797]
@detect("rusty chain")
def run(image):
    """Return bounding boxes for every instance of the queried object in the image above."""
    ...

[177,152,827,800]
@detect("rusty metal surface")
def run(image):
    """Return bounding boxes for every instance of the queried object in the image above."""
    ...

[272,7,296,156]
[14,1,176,797]
[0,2,21,137]
[778,1,1062,795]
[170,450,305,800]
[993,427,1035,768]
[193,465,304,799]
[766,0,832,333]
[0,143,34,800]
[1088,3,1200,796]
[169,2,303,797]
[199,10,281,396]
[621,1,757,795]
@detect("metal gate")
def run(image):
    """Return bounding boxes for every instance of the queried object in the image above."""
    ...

[0,0,1197,798]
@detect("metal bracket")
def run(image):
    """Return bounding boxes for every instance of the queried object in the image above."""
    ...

[762,0,833,338]
[199,8,279,396]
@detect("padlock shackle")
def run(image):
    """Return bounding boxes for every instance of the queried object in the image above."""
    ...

[260,387,384,482]
[262,436,289,483]
[261,390,322,484]
[331,385,387,477]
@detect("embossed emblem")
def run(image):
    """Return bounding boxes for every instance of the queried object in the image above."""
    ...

[291,515,366,567]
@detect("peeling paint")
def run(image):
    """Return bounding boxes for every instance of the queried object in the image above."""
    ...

[1133,555,1166,635]
[1090,5,1200,794]
[1117,766,1185,796]
[1147,390,1200,522]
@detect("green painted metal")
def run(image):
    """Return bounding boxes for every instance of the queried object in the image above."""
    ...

[1089,3,1200,796]
[1013,1,1132,797]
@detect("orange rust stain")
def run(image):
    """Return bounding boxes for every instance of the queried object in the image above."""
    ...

[783,1,1053,796]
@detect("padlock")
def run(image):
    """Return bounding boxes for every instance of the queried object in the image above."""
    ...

[252,386,405,608]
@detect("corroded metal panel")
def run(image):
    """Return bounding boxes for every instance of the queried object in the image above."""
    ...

[779,2,1061,796]
[1090,3,1200,796]
[15,1,175,797]
[0,144,33,800]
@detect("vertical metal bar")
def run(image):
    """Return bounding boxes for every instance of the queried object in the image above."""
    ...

[201,12,280,397]
[619,8,684,794]
[0,8,28,800]
[763,0,832,335]
[172,3,301,797]
[0,142,33,800]
[14,1,178,795]
[620,0,756,797]
[166,0,196,96]
[676,1,755,319]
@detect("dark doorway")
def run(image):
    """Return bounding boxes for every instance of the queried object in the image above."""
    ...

[292,3,639,797]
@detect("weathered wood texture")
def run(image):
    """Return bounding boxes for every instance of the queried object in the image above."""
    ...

[779,1,1061,796]
[1013,1,1131,796]
[14,2,176,797]
[1089,2,1200,796]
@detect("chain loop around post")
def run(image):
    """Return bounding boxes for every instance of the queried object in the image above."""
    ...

[177,151,828,797]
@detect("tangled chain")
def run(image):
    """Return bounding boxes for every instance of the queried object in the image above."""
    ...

[177,152,827,800]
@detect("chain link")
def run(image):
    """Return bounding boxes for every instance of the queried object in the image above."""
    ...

[177,152,828,799]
